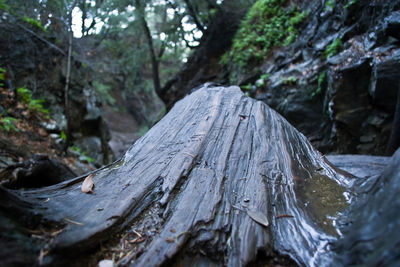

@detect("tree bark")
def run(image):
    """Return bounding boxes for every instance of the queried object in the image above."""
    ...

[63,21,73,150]
[0,85,398,266]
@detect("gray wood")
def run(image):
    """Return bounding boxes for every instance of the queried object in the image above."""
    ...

[0,85,380,266]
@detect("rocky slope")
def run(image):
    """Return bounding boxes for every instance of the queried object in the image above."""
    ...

[240,0,400,155]
[162,0,400,156]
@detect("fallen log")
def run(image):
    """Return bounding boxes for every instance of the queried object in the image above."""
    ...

[0,85,398,266]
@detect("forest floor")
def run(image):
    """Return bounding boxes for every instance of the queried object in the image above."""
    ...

[0,86,94,181]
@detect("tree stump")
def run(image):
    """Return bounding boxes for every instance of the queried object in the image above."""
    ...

[0,85,398,266]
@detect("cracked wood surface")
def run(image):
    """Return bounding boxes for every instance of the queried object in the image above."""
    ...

[1,85,364,266]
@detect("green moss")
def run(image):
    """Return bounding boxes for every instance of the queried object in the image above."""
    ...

[324,38,342,58]
[223,0,306,71]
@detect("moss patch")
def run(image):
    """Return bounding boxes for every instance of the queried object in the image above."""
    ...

[222,0,306,72]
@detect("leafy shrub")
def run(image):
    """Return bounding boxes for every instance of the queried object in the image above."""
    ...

[223,0,307,70]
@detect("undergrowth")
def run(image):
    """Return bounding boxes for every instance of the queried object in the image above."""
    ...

[17,87,49,117]
[221,0,307,72]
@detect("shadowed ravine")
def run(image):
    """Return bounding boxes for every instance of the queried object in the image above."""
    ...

[1,85,398,266]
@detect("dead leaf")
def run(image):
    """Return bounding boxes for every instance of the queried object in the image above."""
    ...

[165,237,175,243]
[81,174,95,193]
[247,209,269,227]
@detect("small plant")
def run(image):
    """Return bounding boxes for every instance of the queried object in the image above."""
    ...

[324,0,335,11]
[260,73,271,81]
[17,87,33,103]
[241,84,253,91]
[0,67,5,87]
[28,98,49,115]
[311,71,326,98]
[17,87,49,116]
[0,116,19,132]
[22,16,46,32]
[71,145,95,163]
[60,130,67,141]
[281,76,297,85]
[324,38,342,58]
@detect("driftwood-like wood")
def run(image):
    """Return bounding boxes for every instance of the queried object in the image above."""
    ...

[1,85,396,266]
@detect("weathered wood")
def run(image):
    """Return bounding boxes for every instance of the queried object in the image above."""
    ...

[0,85,397,266]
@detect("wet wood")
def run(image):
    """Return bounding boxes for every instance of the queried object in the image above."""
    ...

[0,85,396,266]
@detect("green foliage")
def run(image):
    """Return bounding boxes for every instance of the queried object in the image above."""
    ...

[280,75,297,85]
[241,84,253,91]
[28,98,49,115]
[324,38,342,58]
[0,67,5,87]
[0,116,19,132]
[324,0,335,10]
[0,0,9,11]
[17,87,33,103]
[225,0,307,70]
[92,81,116,106]
[60,130,67,141]
[22,16,46,32]
[311,71,326,98]
[71,145,95,163]
[260,73,271,81]
[17,87,49,116]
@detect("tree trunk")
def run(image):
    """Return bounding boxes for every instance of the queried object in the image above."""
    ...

[0,85,398,266]
[135,0,162,98]
[160,2,248,109]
